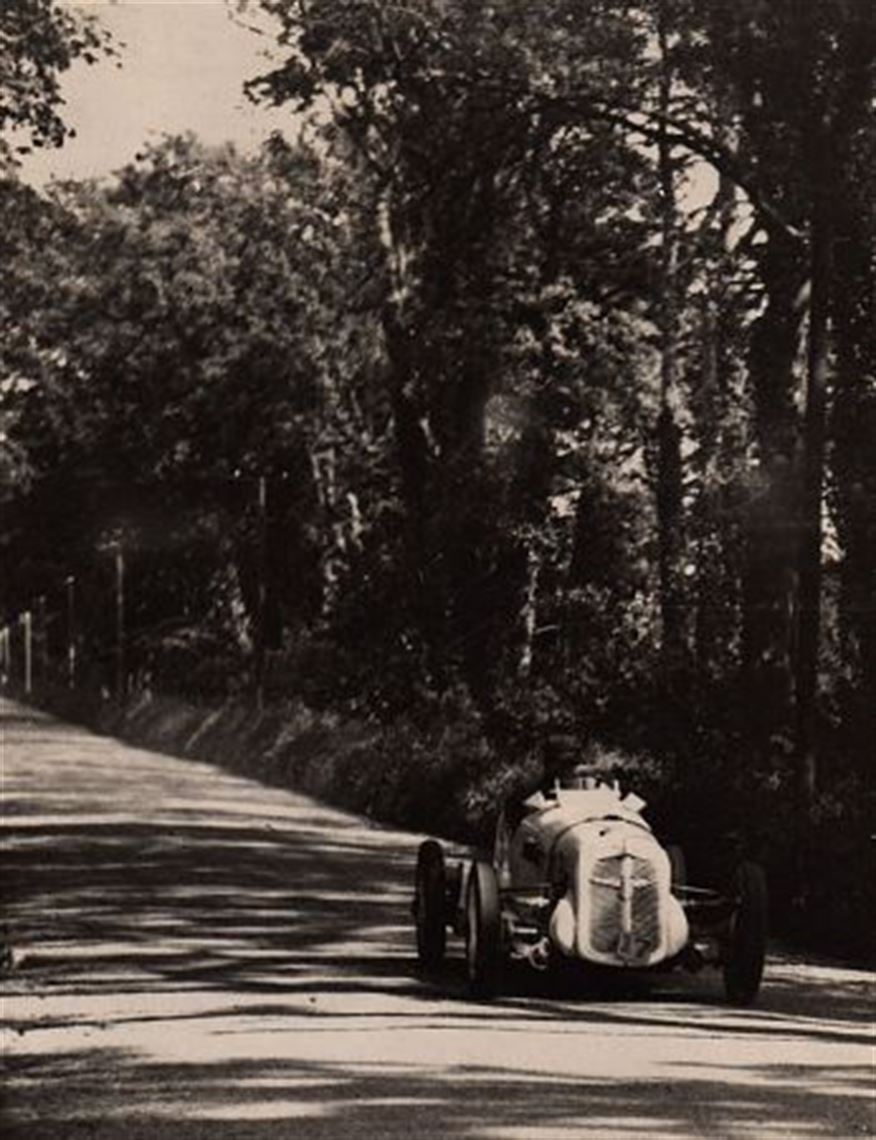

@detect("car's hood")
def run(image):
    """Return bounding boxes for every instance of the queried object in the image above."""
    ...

[522,786,652,835]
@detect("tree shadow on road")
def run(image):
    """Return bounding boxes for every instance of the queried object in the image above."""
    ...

[2,814,424,997]
[4,1048,874,1139]
[4,789,873,1026]
[3,705,874,1138]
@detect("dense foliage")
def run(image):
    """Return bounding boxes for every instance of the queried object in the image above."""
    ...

[1,0,114,166]
[1,1,873,951]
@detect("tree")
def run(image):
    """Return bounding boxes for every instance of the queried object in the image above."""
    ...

[652,0,690,681]
[0,134,387,693]
[681,0,875,791]
[0,0,114,167]
[828,8,876,770]
[248,0,660,701]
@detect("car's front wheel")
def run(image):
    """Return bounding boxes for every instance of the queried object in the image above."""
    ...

[666,844,686,893]
[465,860,501,998]
[723,861,768,1006]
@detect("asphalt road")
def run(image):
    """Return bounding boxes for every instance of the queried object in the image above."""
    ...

[1,698,873,1139]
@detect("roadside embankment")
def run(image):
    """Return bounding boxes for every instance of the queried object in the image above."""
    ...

[26,685,501,846]
[15,683,874,964]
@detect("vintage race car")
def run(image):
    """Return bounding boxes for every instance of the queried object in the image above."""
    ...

[413,766,767,1005]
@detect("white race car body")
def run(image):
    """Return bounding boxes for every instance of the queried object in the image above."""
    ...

[413,769,767,1004]
[497,785,688,968]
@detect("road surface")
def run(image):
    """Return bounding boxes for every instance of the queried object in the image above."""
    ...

[1,698,873,1138]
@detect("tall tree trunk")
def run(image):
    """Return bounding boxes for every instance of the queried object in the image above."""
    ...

[832,257,876,751]
[829,20,876,767]
[381,302,437,651]
[741,228,808,751]
[690,141,742,683]
[794,152,833,802]
[693,297,741,680]
[518,542,541,679]
[655,0,689,680]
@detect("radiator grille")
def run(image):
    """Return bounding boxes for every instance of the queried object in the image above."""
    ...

[590,859,622,954]
[589,855,661,960]
[631,860,660,955]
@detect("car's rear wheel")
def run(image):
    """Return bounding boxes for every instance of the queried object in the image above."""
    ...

[414,840,447,969]
[723,861,768,1006]
[465,860,501,998]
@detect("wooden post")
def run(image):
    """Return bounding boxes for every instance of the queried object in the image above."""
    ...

[22,610,32,695]
[256,475,267,709]
[115,544,126,702]
[36,595,48,682]
[0,626,9,684]
[66,575,76,689]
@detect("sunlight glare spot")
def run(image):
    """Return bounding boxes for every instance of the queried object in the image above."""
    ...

[131,1100,332,1122]
[480,1125,660,1139]
[30,942,182,959]
[230,1076,344,1090]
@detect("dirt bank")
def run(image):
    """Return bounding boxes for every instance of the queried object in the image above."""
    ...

[28,685,495,845]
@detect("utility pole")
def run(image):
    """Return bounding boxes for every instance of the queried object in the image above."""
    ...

[21,610,32,696]
[0,625,9,686]
[36,595,48,683]
[256,475,267,710]
[113,542,126,702]
[66,575,77,689]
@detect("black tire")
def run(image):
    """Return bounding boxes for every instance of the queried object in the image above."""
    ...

[414,840,447,969]
[723,861,768,1006]
[465,860,501,998]
[666,844,686,892]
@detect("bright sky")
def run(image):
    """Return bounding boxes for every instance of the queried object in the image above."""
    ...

[18,0,296,186]
[16,1,723,213]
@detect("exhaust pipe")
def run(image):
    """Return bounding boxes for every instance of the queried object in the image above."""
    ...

[522,937,551,971]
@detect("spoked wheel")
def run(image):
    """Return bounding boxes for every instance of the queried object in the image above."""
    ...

[666,844,687,893]
[414,840,447,970]
[723,861,768,1006]
[465,860,501,998]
